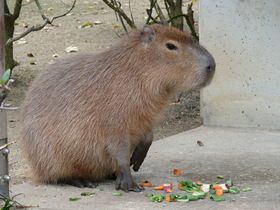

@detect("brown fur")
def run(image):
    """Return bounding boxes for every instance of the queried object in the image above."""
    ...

[21,24,215,191]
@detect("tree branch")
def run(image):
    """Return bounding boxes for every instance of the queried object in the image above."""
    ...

[4,0,11,15]
[5,0,76,46]
[13,0,23,20]
[103,0,136,29]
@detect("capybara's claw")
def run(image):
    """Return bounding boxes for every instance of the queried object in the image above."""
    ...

[62,178,98,188]
[115,180,144,192]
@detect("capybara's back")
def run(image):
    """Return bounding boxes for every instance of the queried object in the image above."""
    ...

[21,24,215,191]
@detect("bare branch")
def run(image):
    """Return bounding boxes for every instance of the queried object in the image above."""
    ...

[4,0,11,15]
[5,0,76,46]
[103,0,136,29]
[13,0,23,20]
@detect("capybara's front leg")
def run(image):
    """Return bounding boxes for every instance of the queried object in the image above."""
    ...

[130,132,153,172]
[109,141,144,192]
[115,164,144,192]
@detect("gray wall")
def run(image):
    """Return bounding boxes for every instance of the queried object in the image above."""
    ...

[199,0,280,129]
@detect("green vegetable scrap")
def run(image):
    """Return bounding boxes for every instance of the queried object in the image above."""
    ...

[145,194,165,202]
[243,188,252,192]
[112,193,123,196]
[178,180,201,192]
[229,187,239,194]
[216,175,224,179]
[226,180,233,187]
[210,195,226,202]
[69,197,81,201]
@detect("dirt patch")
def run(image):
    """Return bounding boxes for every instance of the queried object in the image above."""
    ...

[5,0,201,185]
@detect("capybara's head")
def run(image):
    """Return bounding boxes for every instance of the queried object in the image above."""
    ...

[128,24,215,92]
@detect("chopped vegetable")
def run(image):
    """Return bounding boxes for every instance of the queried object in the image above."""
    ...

[112,193,123,196]
[226,180,233,187]
[178,183,183,189]
[243,188,252,192]
[166,189,173,193]
[200,184,210,192]
[196,181,203,184]
[140,182,152,187]
[69,197,81,201]
[192,191,208,199]
[154,184,164,190]
[145,194,165,202]
[173,169,182,175]
[216,188,223,196]
[216,175,224,179]
[210,195,226,202]
[229,187,239,194]
[166,195,175,202]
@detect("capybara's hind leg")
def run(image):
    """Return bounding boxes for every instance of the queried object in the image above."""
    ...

[130,132,153,172]
[60,177,98,188]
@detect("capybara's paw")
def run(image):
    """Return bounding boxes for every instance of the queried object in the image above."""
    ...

[62,177,98,188]
[115,180,144,192]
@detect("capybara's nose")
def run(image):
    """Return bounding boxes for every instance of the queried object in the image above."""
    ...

[206,56,216,73]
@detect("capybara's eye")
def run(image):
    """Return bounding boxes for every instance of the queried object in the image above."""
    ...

[165,43,178,50]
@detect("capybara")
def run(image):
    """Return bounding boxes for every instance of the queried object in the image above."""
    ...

[21,24,215,192]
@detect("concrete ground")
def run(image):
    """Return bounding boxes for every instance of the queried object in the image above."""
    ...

[8,126,280,209]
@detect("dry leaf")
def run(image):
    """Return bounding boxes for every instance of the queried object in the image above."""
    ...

[94,20,103,25]
[23,23,29,28]
[27,53,34,57]
[197,140,204,146]
[65,46,79,53]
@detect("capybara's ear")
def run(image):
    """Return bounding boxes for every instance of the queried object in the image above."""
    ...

[141,26,156,45]
[160,19,169,26]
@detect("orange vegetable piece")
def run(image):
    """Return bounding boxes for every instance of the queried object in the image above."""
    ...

[154,184,164,190]
[166,189,173,193]
[140,182,152,187]
[165,195,175,202]
[196,181,203,184]
[216,188,223,196]
[173,169,181,175]
[178,183,183,189]
[199,186,203,191]
[212,184,221,190]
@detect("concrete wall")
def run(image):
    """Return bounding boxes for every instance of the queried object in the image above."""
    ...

[199,0,280,129]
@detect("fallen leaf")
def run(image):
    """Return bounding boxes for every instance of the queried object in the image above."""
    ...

[113,25,121,28]
[65,46,79,53]
[79,22,93,29]
[30,61,37,65]
[94,20,103,25]
[197,140,204,146]
[23,23,29,28]
[27,53,34,57]
[48,7,54,11]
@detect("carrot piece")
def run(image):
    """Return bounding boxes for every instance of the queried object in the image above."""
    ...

[216,188,223,196]
[169,183,173,188]
[196,181,203,184]
[140,182,152,187]
[173,169,181,175]
[166,189,173,193]
[199,186,203,191]
[154,184,164,190]
[212,184,220,190]
[166,195,175,202]
[178,183,183,189]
